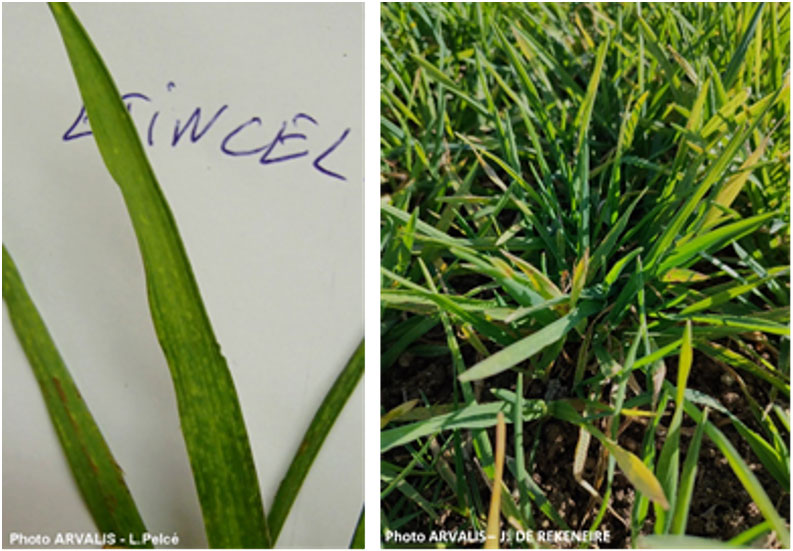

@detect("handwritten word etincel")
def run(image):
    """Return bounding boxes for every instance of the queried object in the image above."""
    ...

[64,81,351,181]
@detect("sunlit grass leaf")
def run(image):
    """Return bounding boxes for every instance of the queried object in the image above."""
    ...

[702,131,774,230]
[721,3,764,90]
[605,248,643,287]
[502,250,563,300]
[575,36,609,155]
[661,268,709,283]
[458,301,601,382]
[570,248,589,308]
[680,267,789,315]
[2,246,151,548]
[381,400,547,452]
[727,520,772,547]
[410,53,489,116]
[658,212,777,275]
[654,320,692,532]
[49,3,269,546]
[677,320,693,406]
[484,412,506,549]
[671,407,708,535]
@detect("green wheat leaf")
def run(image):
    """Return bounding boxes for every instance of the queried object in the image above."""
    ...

[48,3,269,547]
[268,340,364,542]
[2,245,151,548]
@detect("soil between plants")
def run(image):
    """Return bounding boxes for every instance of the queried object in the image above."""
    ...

[382,321,790,548]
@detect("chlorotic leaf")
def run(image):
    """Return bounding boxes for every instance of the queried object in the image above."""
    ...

[603,438,670,510]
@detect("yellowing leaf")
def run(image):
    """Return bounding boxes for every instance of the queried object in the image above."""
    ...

[604,439,670,510]
[703,131,773,229]
[485,412,507,549]
[661,268,709,283]
[501,250,563,300]
[676,320,693,407]
[570,249,590,307]
[381,399,419,429]
[620,408,658,418]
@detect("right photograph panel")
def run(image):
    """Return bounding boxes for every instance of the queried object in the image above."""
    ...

[380,3,791,548]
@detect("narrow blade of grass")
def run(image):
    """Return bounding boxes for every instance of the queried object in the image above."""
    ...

[505,457,571,530]
[591,190,647,279]
[349,507,365,549]
[381,399,420,429]
[636,14,682,102]
[670,407,708,535]
[513,374,530,521]
[673,382,791,547]
[570,249,589,308]
[381,400,547,452]
[680,267,789,315]
[658,212,777,275]
[409,53,489,117]
[575,36,609,155]
[380,469,439,521]
[722,3,764,90]
[268,339,364,543]
[49,4,269,546]
[380,437,436,501]
[459,301,602,382]
[2,245,151,547]
[727,520,772,547]
[484,412,506,549]
[702,130,774,229]
[654,320,692,533]
[550,400,670,510]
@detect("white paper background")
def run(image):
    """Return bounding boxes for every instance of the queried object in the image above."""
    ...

[2,3,363,548]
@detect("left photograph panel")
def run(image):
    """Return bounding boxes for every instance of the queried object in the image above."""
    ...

[3,3,363,549]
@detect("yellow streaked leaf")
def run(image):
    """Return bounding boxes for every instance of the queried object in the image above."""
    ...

[667,44,699,86]
[381,399,419,429]
[501,250,563,300]
[700,88,751,137]
[685,78,710,133]
[485,412,507,549]
[677,320,693,407]
[703,131,773,229]
[620,408,657,418]
[603,438,670,510]
[570,249,590,308]
[661,268,709,283]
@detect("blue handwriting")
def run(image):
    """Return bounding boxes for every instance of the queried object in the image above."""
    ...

[63,81,350,181]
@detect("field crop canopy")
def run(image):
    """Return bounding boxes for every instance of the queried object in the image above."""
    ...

[380,3,790,548]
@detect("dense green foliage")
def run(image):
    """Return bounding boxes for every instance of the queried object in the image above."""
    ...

[381,3,789,547]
